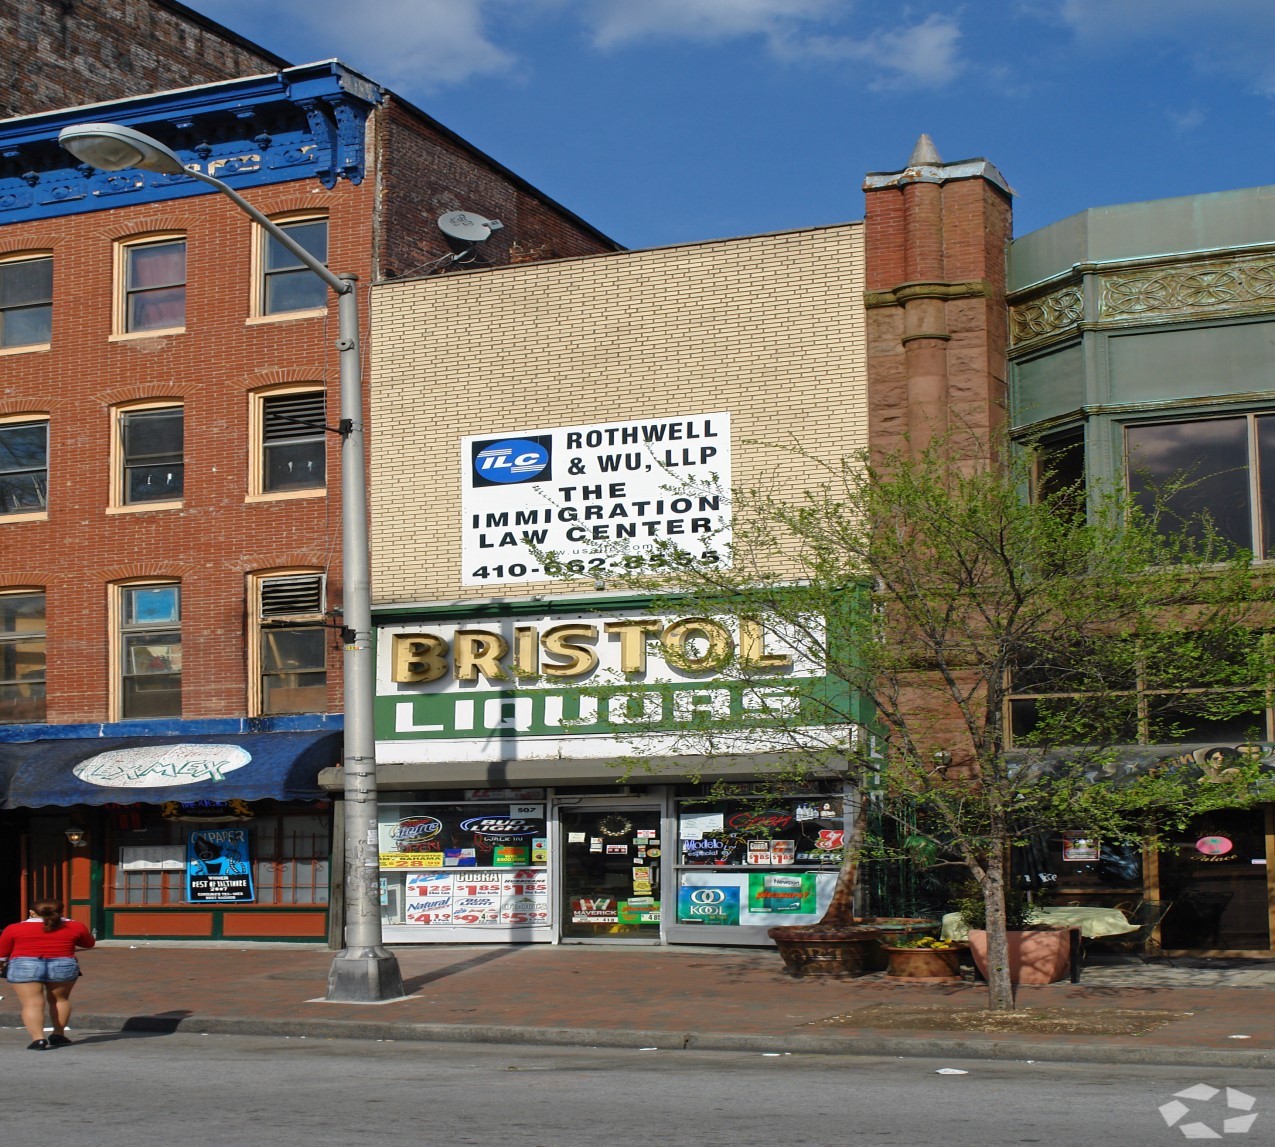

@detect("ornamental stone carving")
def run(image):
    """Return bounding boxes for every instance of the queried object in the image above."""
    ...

[1009,285,1083,347]
[1100,254,1275,321]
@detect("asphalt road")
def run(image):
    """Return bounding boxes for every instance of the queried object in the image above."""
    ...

[0,1028,1267,1145]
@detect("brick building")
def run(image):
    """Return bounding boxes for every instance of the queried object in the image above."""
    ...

[1,0,287,119]
[0,59,617,941]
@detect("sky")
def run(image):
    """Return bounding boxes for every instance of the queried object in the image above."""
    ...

[184,1,1275,250]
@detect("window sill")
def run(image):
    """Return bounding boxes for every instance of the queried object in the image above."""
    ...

[245,308,329,327]
[109,327,186,342]
[0,510,49,523]
[0,342,51,356]
[245,488,327,504]
[107,500,183,515]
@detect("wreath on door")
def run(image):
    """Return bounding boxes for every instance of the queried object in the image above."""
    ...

[597,814,633,838]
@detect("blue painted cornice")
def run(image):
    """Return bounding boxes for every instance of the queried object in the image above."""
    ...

[0,62,380,224]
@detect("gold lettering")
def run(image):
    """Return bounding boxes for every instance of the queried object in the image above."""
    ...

[513,625,540,678]
[603,619,663,674]
[541,624,599,677]
[453,629,509,683]
[739,618,792,670]
[660,618,732,671]
[391,634,448,683]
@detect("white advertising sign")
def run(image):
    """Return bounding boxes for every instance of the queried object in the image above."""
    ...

[73,744,251,788]
[461,412,731,585]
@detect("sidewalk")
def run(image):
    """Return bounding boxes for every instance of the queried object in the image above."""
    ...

[3,942,1274,1067]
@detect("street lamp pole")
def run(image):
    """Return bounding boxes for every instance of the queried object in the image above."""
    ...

[59,123,403,1003]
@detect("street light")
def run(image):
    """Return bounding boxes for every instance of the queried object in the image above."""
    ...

[59,122,403,1003]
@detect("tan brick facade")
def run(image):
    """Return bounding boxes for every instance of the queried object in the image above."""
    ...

[369,224,868,604]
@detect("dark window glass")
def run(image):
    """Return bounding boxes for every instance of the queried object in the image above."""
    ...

[1036,430,1085,519]
[0,420,48,514]
[0,257,52,348]
[122,407,183,503]
[262,392,325,492]
[0,591,45,723]
[259,574,326,714]
[125,240,186,332]
[120,584,180,719]
[1258,415,1274,559]
[263,220,328,314]
[1127,418,1252,552]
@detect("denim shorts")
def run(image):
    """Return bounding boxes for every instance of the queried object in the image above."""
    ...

[4,956,80,983]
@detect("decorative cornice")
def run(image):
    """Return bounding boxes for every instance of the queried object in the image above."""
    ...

[0,64,379,226]
[1010,248,1275,353]
[864,280,993,309]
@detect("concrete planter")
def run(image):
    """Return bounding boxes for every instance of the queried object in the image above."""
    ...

[768,924,885,978]
[967,927,1071,984]
[882,944,965,980]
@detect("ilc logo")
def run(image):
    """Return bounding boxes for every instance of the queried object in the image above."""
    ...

[471,436,552,486]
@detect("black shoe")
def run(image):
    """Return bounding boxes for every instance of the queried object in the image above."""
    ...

[26,1039,49,1050]
[47,1033,72,1047]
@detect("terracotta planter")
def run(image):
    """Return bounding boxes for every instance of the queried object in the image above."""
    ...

[768,923,884,978]
[883,945,965,980]
[856,918,941,971]
[967,928,1071,984]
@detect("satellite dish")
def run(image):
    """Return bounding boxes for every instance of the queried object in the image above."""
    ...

[438,211,504,243]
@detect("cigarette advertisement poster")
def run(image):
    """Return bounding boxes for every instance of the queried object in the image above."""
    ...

[747,872,814,913]
[185,827,254,903]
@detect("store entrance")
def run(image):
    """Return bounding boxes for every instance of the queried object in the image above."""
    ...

[560,805,662,940]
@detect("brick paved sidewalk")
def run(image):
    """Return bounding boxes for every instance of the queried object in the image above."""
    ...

[2,943,1273,1066]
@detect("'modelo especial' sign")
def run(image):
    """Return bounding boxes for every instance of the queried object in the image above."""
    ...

[461,413,731,586]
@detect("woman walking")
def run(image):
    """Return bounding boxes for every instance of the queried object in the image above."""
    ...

[0,900,95,1049]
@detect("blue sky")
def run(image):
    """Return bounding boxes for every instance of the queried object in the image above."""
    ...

[186,1,1275,249]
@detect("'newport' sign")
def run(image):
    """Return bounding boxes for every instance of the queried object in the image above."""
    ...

[73,744,252,789]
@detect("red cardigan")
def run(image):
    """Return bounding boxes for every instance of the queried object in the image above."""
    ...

[0,918,96,959]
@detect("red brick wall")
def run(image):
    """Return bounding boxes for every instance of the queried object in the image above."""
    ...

[0,176,374,723]
[864,172,1011,460]
[0,0,288,120]
[376,99,619,281]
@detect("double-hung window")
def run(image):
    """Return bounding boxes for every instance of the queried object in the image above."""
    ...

[0,417,49,516]
[120,237,186,333]
[253,572,328,715]
[254,389,326,495]
[0,254,52,348]
[117,583,181,719]
[258,216,328,316]
[0,590,45,723]
[116,404,184,506]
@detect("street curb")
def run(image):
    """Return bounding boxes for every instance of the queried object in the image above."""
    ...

[44,1012,1275,1068]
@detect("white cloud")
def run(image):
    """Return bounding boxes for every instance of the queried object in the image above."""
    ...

[1055,0,1275,98]
[190,0,967,94]
[792,14,964,90]
[578,0,835,48]
[190,0,519,90]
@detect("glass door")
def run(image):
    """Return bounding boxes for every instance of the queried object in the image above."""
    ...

[1159,808,1272,952]
[560,805,662,940]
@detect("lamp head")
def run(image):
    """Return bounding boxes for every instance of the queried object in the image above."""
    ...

[58,122,186,176]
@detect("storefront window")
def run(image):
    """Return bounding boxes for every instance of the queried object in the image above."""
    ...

[674,793,844,929]
[109,808,329,906]
[378,800,549,929]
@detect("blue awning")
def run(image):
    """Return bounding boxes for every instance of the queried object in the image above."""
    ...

[0,730,342,808]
